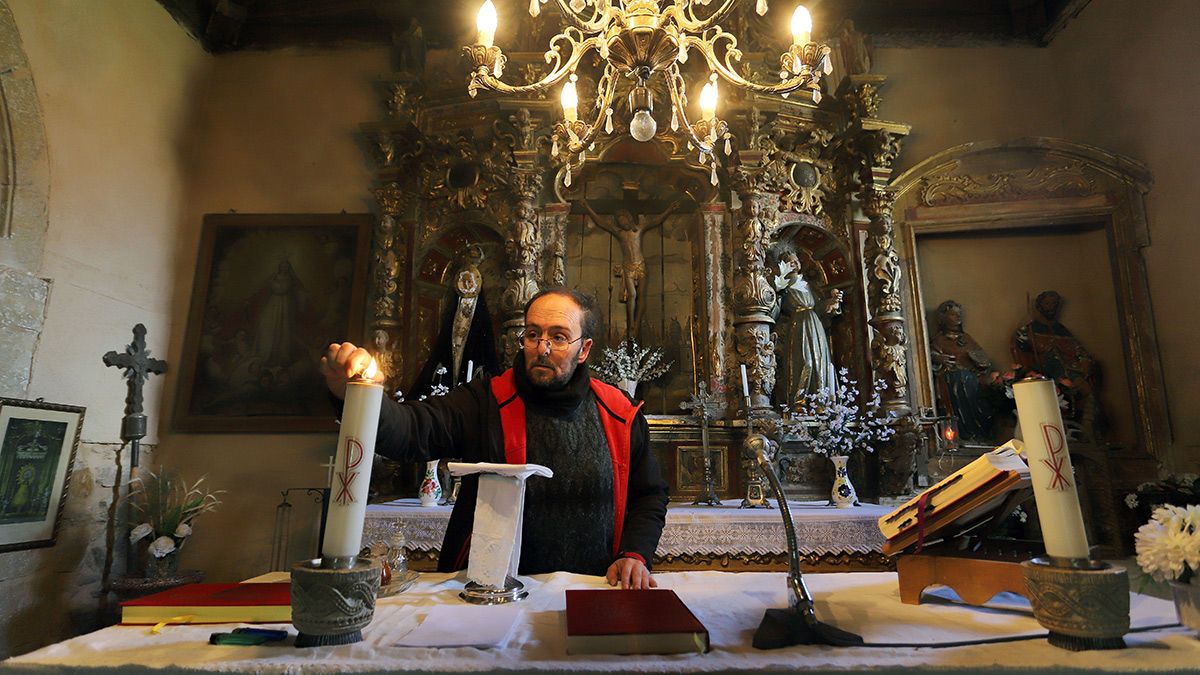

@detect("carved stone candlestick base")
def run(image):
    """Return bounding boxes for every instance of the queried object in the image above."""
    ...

[291,558,381,648]
[1021,557,1129,651]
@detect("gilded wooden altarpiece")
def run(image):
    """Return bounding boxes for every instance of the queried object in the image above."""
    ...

[359,12,932,508]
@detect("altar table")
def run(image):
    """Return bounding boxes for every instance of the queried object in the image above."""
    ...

[3,570,1193,674]
[364,499,892,570]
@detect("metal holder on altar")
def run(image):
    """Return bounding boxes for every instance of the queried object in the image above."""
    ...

[291,558,381,647]
[1021,557,1129,651]
[459,575,528,605]
[740,394,772,509]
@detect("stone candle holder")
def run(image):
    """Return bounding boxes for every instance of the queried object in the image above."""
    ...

[1021,557,1129,651]
[291,558,381,647]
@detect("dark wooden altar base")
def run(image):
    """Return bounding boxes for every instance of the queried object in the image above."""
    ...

[896,553,1028,605]
[405,549,894,573]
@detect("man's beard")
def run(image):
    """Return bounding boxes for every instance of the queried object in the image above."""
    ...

[527,353,577,389]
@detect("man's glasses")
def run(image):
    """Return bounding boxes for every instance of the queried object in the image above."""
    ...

[522,330,585,352]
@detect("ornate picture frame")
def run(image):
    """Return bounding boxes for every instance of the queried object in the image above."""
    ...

[174,213,373,432]
[0,398,84,553]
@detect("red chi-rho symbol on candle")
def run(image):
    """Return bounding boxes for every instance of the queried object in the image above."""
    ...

[335,438,364,504]
[1039,423,1072,491]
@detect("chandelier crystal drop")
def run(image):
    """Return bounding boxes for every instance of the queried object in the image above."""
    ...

[465,0,832,186]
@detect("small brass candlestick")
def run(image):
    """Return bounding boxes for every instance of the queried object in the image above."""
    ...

[1021,557,1129,651]
[291,557,381,647]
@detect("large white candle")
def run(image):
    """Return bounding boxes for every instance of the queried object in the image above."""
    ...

[740,363,750,398]
[323,360,383,564]
[1012,377,1090,560]
[466,360,474,382]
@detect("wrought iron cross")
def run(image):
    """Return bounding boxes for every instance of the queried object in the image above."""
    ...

[102,323,167,473]
[680,381,723,507]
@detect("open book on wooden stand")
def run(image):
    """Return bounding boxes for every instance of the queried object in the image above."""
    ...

[878,440,1037,606]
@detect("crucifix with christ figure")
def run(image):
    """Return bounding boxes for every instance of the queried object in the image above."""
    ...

[577,187,686,340]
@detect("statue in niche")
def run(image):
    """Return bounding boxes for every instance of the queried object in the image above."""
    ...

[391,18,425,76]
[1012,290,1104,439]
[770,246,842,405]
[580,198,682,339]
[931,300,998,442]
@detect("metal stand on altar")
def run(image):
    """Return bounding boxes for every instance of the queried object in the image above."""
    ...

[740,393,772,509]
[680,382,722,506]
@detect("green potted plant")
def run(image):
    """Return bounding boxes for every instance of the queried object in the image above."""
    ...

[126,470,223,579]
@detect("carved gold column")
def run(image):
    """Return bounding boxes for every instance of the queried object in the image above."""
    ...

[370,182,416,389]
[700,202,729,405]
[540,202,569,288]
[857,120,911,415]
[730,155,781,409]
[499,166,544,364]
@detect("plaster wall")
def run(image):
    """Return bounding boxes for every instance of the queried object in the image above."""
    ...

[154,46,387,584]
[0,0,207,658]
[1049,0,1200,471]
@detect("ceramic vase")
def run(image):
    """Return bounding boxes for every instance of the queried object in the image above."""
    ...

[418,460,442,507]
[617,378,637,399]
[1171,581,1200,638]
[143,551,180,579]
[829,455,859,508]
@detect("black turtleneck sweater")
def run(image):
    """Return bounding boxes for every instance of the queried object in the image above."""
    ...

[370,352,669,575]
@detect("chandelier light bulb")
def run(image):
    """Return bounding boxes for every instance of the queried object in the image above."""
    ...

[560,79,579,122]
[630,109,657,142]
[477,0,498,48]
[791,5,812,46]
[700,81,718,121]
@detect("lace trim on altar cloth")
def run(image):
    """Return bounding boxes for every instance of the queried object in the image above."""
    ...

[364,499,887,556]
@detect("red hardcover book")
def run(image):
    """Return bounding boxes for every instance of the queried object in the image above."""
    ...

[565,589,709,655]
[120,582,291,625]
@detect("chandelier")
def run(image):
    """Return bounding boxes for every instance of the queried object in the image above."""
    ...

[464,0,832,186]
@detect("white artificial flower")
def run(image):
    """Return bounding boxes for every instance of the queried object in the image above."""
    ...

[129,522,154,543]
[148,535,177,558]
[1135,504,1200,583]
[174,522,192,538]
[1125,493,1139,510]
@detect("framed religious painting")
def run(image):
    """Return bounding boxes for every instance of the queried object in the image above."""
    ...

[174,213,373,432]
[0,398,84,553]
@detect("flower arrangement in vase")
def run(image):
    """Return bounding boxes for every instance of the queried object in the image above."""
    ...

[1134,503,1200,634]
[589,338,673,398]
[781,367,896,507]
[126,470,223,579]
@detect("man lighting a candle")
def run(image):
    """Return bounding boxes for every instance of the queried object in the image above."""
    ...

[321,288,668,590]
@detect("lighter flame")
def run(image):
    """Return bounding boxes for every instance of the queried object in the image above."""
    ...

[362,358,379,381]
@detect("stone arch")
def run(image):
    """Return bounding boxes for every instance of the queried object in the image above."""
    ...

[0,1,51,397]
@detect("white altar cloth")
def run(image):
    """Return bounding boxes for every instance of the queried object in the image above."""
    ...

[5,570,1194,674]
[364,498,889,556]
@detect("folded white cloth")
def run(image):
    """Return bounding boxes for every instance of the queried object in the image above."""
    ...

[394,603,522,648]
[448,462,553,588]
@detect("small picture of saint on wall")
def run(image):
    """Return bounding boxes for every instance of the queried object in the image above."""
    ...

[0,418,67,525]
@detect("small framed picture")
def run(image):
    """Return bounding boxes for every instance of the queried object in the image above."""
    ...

[675,445,728,496]
[0,398,84,553]
[174,213,372,432]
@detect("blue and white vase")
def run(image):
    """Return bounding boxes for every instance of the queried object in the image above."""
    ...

[829,455,859,508]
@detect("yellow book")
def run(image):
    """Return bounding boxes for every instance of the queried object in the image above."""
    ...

[878,440,1029,540]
